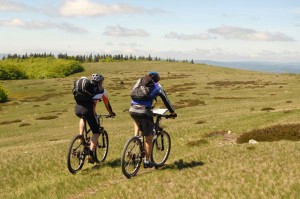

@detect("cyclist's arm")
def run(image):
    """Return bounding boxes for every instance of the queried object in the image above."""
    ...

[158,88,175,114]
[102,90,115,116]
[92,100,98,118]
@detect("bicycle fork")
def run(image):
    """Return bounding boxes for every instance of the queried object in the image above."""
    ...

[154,132,165,151]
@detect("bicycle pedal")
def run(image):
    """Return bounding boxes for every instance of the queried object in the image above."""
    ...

[88,156,95,164]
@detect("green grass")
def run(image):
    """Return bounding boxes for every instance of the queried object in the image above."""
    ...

[0,61,300,198]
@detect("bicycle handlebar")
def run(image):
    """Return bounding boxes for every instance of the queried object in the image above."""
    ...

[153,114,177,119]
[97,114,115,119]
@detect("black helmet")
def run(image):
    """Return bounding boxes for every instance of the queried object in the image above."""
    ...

[149,71,160,82]
[91,73,104,83]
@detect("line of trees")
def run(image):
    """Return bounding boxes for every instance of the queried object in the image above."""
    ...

[2,53,194,64]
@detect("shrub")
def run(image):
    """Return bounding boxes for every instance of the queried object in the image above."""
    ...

[261,107,275,111]
[237,124,300,143]
[0,84,8,103]
[0,58,84,80]
[0,65,28,80]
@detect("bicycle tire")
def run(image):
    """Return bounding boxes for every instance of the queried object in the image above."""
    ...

[95,130,109,163]
[67,135,86,174]
[151,131,171,167]
[121,136,143,178]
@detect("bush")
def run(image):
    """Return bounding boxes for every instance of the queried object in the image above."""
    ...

[0,57,84,80]
[237,124,300,143]
[0,65,28,80]
[0,84,8,103]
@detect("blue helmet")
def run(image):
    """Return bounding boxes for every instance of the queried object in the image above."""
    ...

[149,71,160,82]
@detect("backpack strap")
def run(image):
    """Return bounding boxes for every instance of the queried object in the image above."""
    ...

[81,79,93,96]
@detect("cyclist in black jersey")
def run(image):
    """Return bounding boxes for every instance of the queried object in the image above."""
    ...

[74,73,115,163]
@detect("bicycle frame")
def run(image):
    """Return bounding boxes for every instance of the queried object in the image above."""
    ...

[67,114,111,174]
[154,115,163,133]
[83,115,107,140]
[121,108,174,178]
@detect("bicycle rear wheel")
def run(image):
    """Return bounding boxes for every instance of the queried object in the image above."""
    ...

[151,131,171,167]
[95,130,109,163]
[121,136,143,178]
[67,135,86,174]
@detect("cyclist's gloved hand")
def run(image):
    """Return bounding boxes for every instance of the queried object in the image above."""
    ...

[171,112,177,118]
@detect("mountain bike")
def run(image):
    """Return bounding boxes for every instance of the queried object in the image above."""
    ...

[67,114,112,174]
[121,109,175,178]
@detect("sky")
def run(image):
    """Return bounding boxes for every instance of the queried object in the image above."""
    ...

[1,0,300,62]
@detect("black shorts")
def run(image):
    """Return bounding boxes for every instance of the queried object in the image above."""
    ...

[75,103,100,134]
[130,112,154,137]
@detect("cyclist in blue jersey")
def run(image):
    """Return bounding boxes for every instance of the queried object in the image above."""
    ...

[129,72,177,168]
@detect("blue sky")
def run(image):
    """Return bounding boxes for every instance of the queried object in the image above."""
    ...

[1,0,300,62]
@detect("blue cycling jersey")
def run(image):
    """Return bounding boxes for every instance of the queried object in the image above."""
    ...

[131,82,175,113]
[131,82,160,107]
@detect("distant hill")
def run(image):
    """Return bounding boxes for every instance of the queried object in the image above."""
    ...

[196,60,300,74]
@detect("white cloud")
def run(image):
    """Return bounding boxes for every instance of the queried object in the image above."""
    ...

[165,32,216,40]
[119,43,127,47]
[105,42,115,46]
[0,0,30,11]
[103,24,149,37]
[59,0,151,17]
[208,25,295,41]
[0,18,88,34]
[0,18,25,26]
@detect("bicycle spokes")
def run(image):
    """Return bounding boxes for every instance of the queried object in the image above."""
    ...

[155,133,165,151]
[95,130,109,163]
[67,135,86,174]
[121,137,142,178]
[151,131,171,167]
[126,143,141,166]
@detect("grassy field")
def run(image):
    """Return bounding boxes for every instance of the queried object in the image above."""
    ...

[0,61,300,198]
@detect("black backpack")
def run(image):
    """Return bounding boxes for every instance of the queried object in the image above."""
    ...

[131,75,154,101]
[72,77,94,103]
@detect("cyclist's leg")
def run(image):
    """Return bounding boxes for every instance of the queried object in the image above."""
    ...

[130,113,141,136]
[75,104,88,136]
[139,116,154,164]
[145,135,153,161]
[133,121,139,136]
[79,118,85,135]
[130,112,154,166]
[85,107,100,157]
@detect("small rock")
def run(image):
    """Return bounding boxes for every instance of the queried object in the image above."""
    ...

[249,139,259,144]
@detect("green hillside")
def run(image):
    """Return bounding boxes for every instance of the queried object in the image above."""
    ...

[0,61,299,198]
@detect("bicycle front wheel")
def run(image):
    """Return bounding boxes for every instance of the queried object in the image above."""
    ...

[121,136,143,178]
[151,131,171,167]
[95,130,109,163]
[67,135,86,174]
